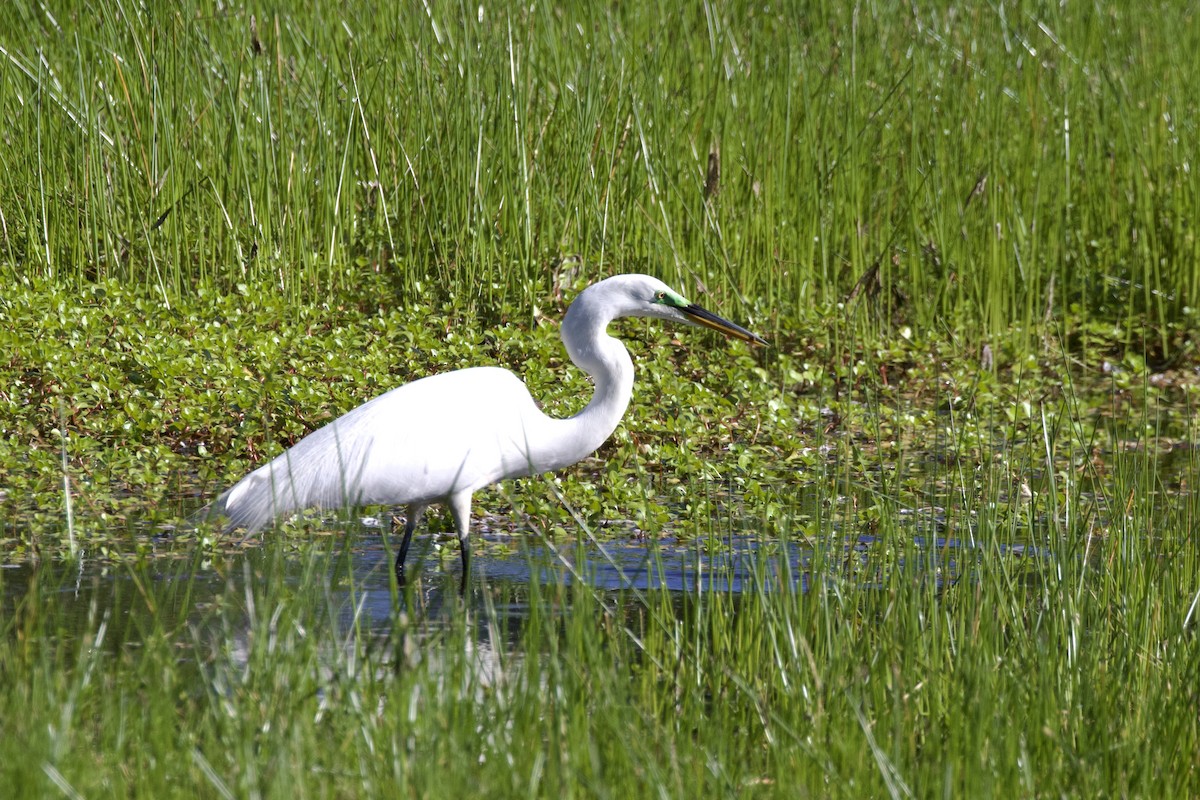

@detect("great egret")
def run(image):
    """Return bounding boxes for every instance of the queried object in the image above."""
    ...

[203,274,766,583]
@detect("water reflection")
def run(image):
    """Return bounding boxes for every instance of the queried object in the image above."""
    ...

[2,525,1050,654]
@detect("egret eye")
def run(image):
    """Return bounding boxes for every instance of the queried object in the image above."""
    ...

[654,291,666,302]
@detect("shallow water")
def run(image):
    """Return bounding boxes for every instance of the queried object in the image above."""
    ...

[2,532,806,645]
[1,521,1045,658]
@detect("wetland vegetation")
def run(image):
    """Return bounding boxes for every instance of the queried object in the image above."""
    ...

[2,1,1199,796]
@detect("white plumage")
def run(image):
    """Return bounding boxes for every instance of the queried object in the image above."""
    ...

[203,273,765,583]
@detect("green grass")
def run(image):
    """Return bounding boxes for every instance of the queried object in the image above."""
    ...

[4,2,1198,342]
[3,0,1200,797]
[3,468,1198,797]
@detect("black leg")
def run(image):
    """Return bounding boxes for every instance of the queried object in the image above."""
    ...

[447,491,473,596]
[458,542,470,596]
[394,503,425,584]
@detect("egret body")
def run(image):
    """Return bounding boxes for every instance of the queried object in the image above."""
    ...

[207,274,766,582]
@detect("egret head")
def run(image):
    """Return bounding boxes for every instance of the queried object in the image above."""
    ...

[561,274,768,365]
[625,275,768,347]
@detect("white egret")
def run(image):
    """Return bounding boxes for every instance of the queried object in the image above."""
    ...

[203,273,766,583]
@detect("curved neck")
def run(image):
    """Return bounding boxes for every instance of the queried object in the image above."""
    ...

[564,321,635,453]
[530,287,637,471]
